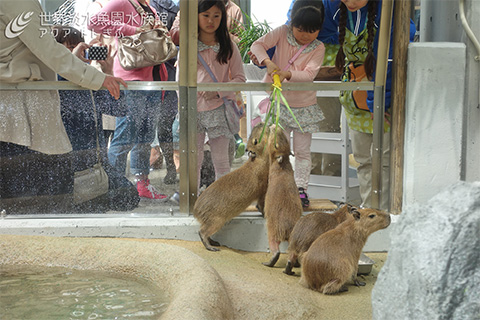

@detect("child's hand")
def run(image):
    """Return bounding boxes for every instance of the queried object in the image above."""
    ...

[273,70,291,83]
[248,51,261,66]
[264,59,280,77]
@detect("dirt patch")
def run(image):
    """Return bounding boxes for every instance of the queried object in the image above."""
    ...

[138,238,387,320]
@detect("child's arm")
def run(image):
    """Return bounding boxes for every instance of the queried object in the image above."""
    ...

[250,26,284,70]
[289,44,326,82]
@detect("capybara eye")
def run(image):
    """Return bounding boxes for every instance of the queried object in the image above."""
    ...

[369,214,375,219]
[254,139,258,145]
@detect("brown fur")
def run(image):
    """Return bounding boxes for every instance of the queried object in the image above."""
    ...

[300,208,391,294]
[283,204,356,275]
[263,126,303,267]
[193,123,270,251]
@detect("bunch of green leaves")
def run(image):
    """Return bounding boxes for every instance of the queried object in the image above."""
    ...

[231,11,272,63]
[259,77,303,145]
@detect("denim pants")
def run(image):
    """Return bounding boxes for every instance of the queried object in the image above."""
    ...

[108,90,162,176]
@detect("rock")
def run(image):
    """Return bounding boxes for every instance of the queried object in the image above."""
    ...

[372,182,480,320]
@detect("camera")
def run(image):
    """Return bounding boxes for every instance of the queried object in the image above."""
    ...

[84,46,108,60]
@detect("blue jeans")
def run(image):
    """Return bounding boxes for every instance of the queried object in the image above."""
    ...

[108,90,162,176]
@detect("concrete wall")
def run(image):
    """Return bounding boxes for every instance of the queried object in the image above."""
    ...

[403,43,466,206]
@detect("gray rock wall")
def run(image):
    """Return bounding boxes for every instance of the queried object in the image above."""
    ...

[372,182,480,320]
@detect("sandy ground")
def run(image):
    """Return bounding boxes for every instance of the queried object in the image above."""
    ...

[1,234,386,319]
[136,238,387,320]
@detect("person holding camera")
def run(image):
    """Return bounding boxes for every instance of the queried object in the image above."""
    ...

[88,0,171,201]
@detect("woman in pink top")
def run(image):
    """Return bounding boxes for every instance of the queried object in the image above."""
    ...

[196,0,246,186]
[88,0,171,201]
[250,0,325,208]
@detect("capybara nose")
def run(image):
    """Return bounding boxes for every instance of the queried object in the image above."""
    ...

[385,214,392,227]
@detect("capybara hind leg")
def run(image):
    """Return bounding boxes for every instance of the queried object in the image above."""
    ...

[283,253,297,275]
[283,260,295,275]
[322,279,346,295]
[263,240,280,267]
[263,251,280,267]
[198,231,220,252]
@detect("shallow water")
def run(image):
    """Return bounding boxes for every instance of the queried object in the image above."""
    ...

[0,265,168,319]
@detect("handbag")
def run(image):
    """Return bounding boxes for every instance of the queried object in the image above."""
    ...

[117,0,178,70]
[346,62,370,111]
[73,91,109,204]
[251,42,311,126]
[197,53,244,135]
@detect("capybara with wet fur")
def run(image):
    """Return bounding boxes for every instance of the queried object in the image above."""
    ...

[263,126,303,267]
[193,122,270,251]
[283,203,356,275]
[300,208,391,294]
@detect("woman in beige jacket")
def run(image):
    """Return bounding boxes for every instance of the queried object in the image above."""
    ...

[0,0,126,212]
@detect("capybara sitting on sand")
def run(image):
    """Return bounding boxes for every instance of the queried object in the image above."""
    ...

[263,126,303,267]
[284,203,356,275]
[300,208,391,294]
[193,123,270,251]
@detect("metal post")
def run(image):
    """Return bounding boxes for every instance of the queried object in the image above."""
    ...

[178,0,198,214]
[371,0,394,209]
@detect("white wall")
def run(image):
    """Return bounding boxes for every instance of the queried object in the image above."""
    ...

[403,43,466,206]
[250,0,291,29]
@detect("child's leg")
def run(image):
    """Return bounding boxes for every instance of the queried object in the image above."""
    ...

[209,135,231,180]
[292,131,313,190]
[196,132,206,189]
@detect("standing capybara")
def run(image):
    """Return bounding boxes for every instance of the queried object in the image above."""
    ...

[193,122,270,251]
[283,203,356,275]
[263,126,303,267]
[300,208,391,294]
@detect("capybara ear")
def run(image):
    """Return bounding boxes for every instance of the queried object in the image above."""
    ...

[352,209,361,220]
[276,155,283,163]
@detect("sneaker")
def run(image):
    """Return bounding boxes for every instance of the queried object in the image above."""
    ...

[137,179,168,200]
[170,192,180,204]
[299,187,310,208]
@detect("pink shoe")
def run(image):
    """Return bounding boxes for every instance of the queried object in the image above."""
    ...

[136,179,168,200]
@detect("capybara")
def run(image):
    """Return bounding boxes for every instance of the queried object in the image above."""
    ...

[263,126,303,267]
[193,122,270,251]
[283,203,356,275]
[300,208,391,294]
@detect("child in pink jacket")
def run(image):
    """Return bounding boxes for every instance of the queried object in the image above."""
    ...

[250,0,325,208]
[195,0,246,187]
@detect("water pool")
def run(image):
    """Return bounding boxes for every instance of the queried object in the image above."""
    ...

[0,265,168,319]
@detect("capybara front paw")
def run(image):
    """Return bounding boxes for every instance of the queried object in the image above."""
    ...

[209,238,221,247]
[354,279,366,287]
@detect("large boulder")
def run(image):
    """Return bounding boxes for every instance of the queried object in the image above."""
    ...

[372,182,480,319]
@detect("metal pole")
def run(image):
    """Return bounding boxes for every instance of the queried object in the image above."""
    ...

[178,0,198,214]
[371,0,394,209]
